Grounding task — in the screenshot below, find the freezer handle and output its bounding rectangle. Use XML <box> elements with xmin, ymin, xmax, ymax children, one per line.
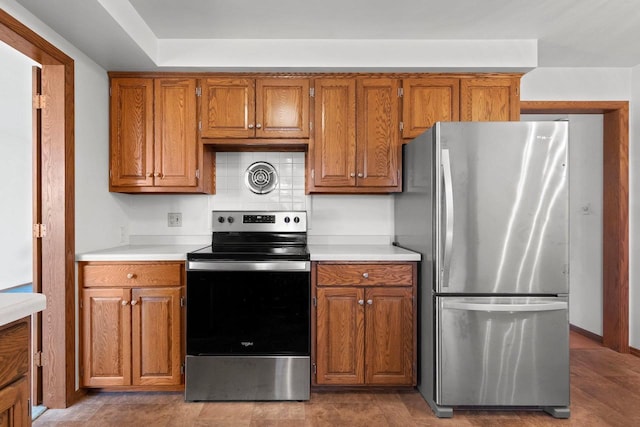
<box><xmin>441</xmin><ymin>149</ymin><xmax>454</xmax><ymax>288</ymax></box>
<box><xmin>442</xmin><ymin>300</ymin><xmax>568</xmax><ymax>312</ymax></box>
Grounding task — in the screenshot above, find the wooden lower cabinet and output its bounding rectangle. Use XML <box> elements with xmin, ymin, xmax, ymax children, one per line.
<box><xmin>79</xmin><ymin>262</ymin><xmax>184</xmax><ymax>390</ymax></box>
<box><xmin>0</xmin><ymin>318</ymin><xmax>31</xmax><ymax>427</ymax></box>
<box><xmin>314</xmin><ymin>262</ymin><xmax>416</xmax><ymax>386</ymax></box>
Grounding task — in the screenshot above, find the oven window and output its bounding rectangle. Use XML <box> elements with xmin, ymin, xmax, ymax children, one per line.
<box><xmin>187</xmin><ymin>270</ymin><xmax>310</xmax><ymax>356</ymax></box>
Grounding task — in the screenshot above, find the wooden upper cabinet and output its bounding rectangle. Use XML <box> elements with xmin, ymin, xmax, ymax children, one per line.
<box><xmin>460</xmin><ymin>77</ymin><xmax>520</xmax><ymax>121</ymax></box>
<box><xmin>357</xmin><ymin>78</ymin><xmax>400</xmax><ymax>188</ymax></box>
<box><xmin>312</xmin><ymin>78</ymin><xmax>357</xmax><ymax>187</ymax></box>
<box><xmin>402</xmin><ymin>78</ymin><xmax>460</xmax><ymax>138</ymax></box>
<box><xmin>110</xmin><ymin>78</ymin><xmax>154</xmax><ymax>187</ymax></box>
<box><xmin>311</xmin><ymin>78</ymin><xmax>400</xmax><ymax>192</ymax></box>
<box><xmin>109</xmin><ymin>76</ymin><xmax>210</xmax><ymax>193</ymax></box>
<box><xmin>154</xmin><ymin>78</ymin><xmax>198</xmax><ymax>187</ymax></box>
<box><xmin>200</xmin><ymin>77</ymin><xmax>310</xmax><ymax>138</ymax></box>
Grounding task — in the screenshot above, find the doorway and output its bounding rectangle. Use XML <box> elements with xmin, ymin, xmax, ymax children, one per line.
<box><xmin>521</xmin><ymin>101</ymin><xmax>629</xmax><ymax>353</ymax></box>
<box><xmin>0</xmin><ymin>9</ymin><xmax>77</xmax><ymax>408</ymax></box>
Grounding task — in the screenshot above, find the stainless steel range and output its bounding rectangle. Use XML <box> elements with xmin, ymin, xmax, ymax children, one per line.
<box><xmin>185</xmin><ymin>211</ymin><xmax>310</xmax><ymax>401</ymax></box>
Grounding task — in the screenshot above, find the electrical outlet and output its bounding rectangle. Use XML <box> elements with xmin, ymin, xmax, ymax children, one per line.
<box><xmin>168</xmin><ymin>212</ymin><xmax>182</xmax><ymax>227</ymax></box>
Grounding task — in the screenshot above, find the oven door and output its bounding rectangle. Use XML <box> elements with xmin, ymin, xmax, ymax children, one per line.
<box><xmin>186</xmin><ymin>261</ymin><xmax>310</xmax><ymax>356</ymax></box>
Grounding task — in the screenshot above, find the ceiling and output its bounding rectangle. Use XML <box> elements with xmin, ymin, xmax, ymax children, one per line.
<box><xmin>11</xmin><ymin>0</ymin><xmax>640</xmax><ymax>71</ymax></box>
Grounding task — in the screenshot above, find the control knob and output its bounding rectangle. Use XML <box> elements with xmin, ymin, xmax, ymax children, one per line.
<box><xmin>284</xmin><ymin>217</ymin><xmax>291</xmax><ymax>223</ymax></box>
<box><xmin>227</xmin><ymin>216</ymin><xmax>234</xmax><ymax>224</ymax></box>
<box><xmin>217</xmin><ymin>216</ymin><xmax>225</xmax><ymax>223</ymax></box>
<box><xmin>294</xmin><ymin>217</ymin><xmax>300</xmax><ymax>223</ymax></box>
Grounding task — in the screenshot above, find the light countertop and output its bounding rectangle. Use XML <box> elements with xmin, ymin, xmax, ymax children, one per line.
<box><xmin>308</xmin><ymin>244</ymin><xmax>420</xmax><ymax>261</ymax></box>
<box><xmin>0</xmin><ymin>293</ymin><xmax>46</xmax><ymax>327</ymax></box>
<box><xmin>76</xmin><ymin>244</ymin><xmax>208</xmax><ymax>262</ymax></box>
<box><xmin>76</xmin><ymin>243</ymin><xmax>421</xmax><ymax>262</ymax></box>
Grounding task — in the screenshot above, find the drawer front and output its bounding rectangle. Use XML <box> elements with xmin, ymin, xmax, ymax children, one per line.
<box><xmin>0</xmin><ymin>319</ymin><xmax>29</xmax><ymax>389</ymax></box>
<box><xmin>317</xmin><ymin>263</ymin><xmax>414</xmax><ymax>286</ymax></box>
<box><xmin>81</xmin><ymin>263</ymin><xmax>183</xmax><ymax>287</ymax></box>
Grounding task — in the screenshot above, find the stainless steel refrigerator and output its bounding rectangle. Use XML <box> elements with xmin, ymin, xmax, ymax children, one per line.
<box><xmin>394</xmin><ymin>121</ymin><xmax>570</xmax><ymax>418</ymax></box>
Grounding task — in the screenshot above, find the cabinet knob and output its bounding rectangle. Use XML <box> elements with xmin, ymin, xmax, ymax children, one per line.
<box><xmin>256</xmin><ymin>123</ymin><xmax>262</xmax><ymax>129</ymax></box>
<box><xmin>130</xmin><ymin>299</ymin><xmax>138</xmax><ymax>306</ymax></box>
<box><xmin>121</xmin><ymin>300</ymin><xmax>128</xmax><ymax>306</ymax></box>
<box><xmin>358</xmin><ymin>299</ymin><xmax>364</xmax><ymax>306</ymax></box>
<box><xmin>127</xmin><ymin>273</ymin><xmax>135</xmax><ymax>279</ymax></box>
<box><xmin>358</xmin><ymin>173</ymin><xmax>364</xmax><ymax>178</ymax></box>
<box><xmin>350</xmin><ymin>173</ymin><xmax>355</xmax><ymax>177</ymax></box>
<box><xmin>148</xmin><ymin>172</ymin><xmax>154</xmax><ymax>177</ymax></box>
<box><xmin>362</xmin><ymin>272</ymin><xmax>369</xmax><ymax>279</ymax></box>
<box><xmin>248</xmin><ymin>124</ymin><xmax>254</xmax><ymax>129</ymax></box>
<box><xmin>367</xmin><ymin>299</ymin><xmax>373</xmax><ymax>305</ymax></box>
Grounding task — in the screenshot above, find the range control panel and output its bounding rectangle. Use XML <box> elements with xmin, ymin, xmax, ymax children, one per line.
<box><xmin>212</xmin><ymin>211</ymin><xmax>307</xmax><ymax>232</ymax></box>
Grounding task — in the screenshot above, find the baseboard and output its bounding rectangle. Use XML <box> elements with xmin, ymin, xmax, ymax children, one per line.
<box><xmin>569</xmin><ymin>324</ymin><xmax>603</xmax><ymax>343</ymax></box>
<box><xmin>630</xmin><ymin>347</ymin><xmax>640</xmax><ymax>358</ymax></box>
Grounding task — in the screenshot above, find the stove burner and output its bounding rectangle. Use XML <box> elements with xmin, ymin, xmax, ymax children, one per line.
<box><xmin>245</xmin><ymin>161</ymin><xmax>278</xmax><ymax>194</ymax></box>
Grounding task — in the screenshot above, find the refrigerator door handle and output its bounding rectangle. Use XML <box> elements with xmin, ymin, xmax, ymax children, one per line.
<box><xmin>441</xmin><ymin>149</ymin><xmax>454</xmax><ymax>288</ymax></box>
<box><xmin>442</xmin><ymin>300</ymin><xmax>568</xmax><ymax>312</ymax></box>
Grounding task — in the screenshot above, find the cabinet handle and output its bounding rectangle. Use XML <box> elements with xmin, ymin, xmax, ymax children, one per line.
<box><xmin>362</xmin><ymin>272</ymin><xmax>369</xmax><ymax>279</ymax></box>
<box><xmin>358</xmin><ymin>173</ymin><xmax>364</xmax><ymax>178</ymax></box>
<box><xmin>248</xmin><ymin>124</ymin><xmax>254</xmax><ymax>129</ymax></box>
<box><xmin>367</xmin><ymin>299</ymin><xmax>373</xmax><ymax>305</ymax></box>
<box><xmin>126</xmin><ymin>273</ymin><xmax>135</xmax><ymax>279</ymax></box>
<box><xmin>350</xmin><ymin>173</ymin><xmax>355</xmax><ymax>177</ymax></box>
<box><xmin>358</xmin><ymin>299</ymin><xmax>364</xmax><ymax>306</ymax></box>
<box><xmin>256</xmin><ymin>123</ymin><xmax>262</xmax><ymax>129</ymax></box>
<box><xmin>130</xmin><ymin>299</ymin><xmax>138</xmax><ymax>306</ymax></box>
<box><xmin>121</xmin><ymin>300</ymin><xmax>128</xmax><ymax>306</ymax></box>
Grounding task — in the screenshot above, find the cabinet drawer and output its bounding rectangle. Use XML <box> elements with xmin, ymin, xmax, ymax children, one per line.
<box><xmin>0</xmin><ymin>319</ymin><xmax>29</xmax><ymax>388</ymax></box>
<box><xmin>317</xmin><ymin>263</ymin><xmax>414</xmax><ymax>286</ymax></box>
<box><xmin>81</xmin><ymin>263</ymin><xmax>183</xmax><ymax>287</ymax></box>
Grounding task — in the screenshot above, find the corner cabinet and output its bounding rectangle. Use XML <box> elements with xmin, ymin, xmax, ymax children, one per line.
<box><xmin>79</xmin><ymin>261</ymin><xmax>185</xmax><ymax>390</ymax></box>
<box><xmin>199</xmin><ymin>77</ymin><xmax>310</xmax><ymax>140</ymax></box>
<box><xmin>313</xmin><ymin>262</ymin><xmax>417</xmax><ymax>386</ymax></box>
<box><xmin>109</xmin><ymin>77</ymin><xmax>214</xmax><ymax>193</ymax></box>
<box><xmin>309</xmin><ymin>78</ymin><xmax>401</xmax><ymax>193</ymax></box>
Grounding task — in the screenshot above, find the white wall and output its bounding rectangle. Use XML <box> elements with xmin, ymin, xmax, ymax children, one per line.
<box><xmin>0</xmin><ymin>42</ymin><xmax>36</xmax><ymax>290</ymax></box>
<box><xmin>521</xmin><ymin>67</ymin><xmax>636</xmax><ymax>348</ymax></box>
<box><xmin>1</xmin><ymin>0</ymin><xmax>129</xmax><ymax>254</ymax></box>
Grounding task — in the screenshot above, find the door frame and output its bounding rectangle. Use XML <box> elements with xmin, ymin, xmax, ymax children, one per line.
<box><xmin>521</xmin><ymin>101</ymin><xmax>629</xmax><ymax>353</ymax></box>
<box><xmin>0</xmin><ymin>9</ymin><xmax>78</xmax><ymax>407</ymax></box>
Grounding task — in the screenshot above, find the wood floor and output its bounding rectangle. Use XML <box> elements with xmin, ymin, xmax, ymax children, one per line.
<box><xmin>34</xmin><ymin>333</ymin><xmax>640</xmax><ymax>427</ymax></box>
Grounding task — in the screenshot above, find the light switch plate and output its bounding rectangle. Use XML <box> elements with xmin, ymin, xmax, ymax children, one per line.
<box><xmin>168</xmin><ymin>212</ymin><xmax>182</xmax><ymax>227</ymax></box>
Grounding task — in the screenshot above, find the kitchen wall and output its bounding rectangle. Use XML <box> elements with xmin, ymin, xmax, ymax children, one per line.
<box><xmin>0</xmin><ymin>41</ymin><xmax>35</xmax><ymax>291</ymax></box>
<box><xmin>125</xmin><ymin>151</ymin><xmax>394</xmax><ymax>245</ymax></box>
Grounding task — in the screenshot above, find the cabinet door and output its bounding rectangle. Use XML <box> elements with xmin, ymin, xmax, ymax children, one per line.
<box><xmin>356</xmin><ymin>78</ymin><xmax>400</xmax><ymax>188</ymax></box>
<box><xmin>200</xmin><ymin>78</ymin><xmax>255</xmax><ymax>138</ymax></box>
<box><xmin>154</xmin><ymin>78</ymin><xmax>198</xmax><ymax>188</ymax></box>
<box><xmin>402</xmin><ymin>78</ymin><xmax>460</xmax><ymax>138</ymax></box>
<box><xmin>110</xmin><ymin>78</ymin><xmax>154</xmax><ymax>188</ymax></box>
<box><xmin>312</xmin><ymin>79</ymin><xmax>357</xmax><ymax>187</ymax></box>
<box><xmin>460</xmin><ymin>77</ymin><xmax>520</xmax><ymax>121</ymax></box>
<box><xmin>131</xmin><ymin>287</ymin><xmax>182</xmax><ymax>386</ymax></box>
<box><xmin>316</xmin><ymin>287</ymin><xmax>364</xmax><ymax>385</ymax></box>
<box><xmin>256</xmin><ymin>78</ymin><xmax>309</xmax><ymax>138</ymax></box>
<box><xmin>0</xmin><ymin>376</ymin><xmax>29</xmax><ymax>427</ymax></box>
<box><xmin>81</xmin><ymin>288</ymin><xmax>131</xmax><ymax>387</ymax></box>
<box><xmin>365</xmin><ymin>287</ymin><xmax>414</xmax><ymax>385</ymax></box>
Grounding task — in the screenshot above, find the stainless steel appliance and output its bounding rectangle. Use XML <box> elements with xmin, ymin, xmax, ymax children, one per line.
<box><xmin>185</xmin><ymin>211</ymin><xmax>310</xmax><ymax>401</ymax></box>
<box><xmin>394</xmin><ymin>122</ymin><xmax>570</xmax><ymax>418</ymax></box>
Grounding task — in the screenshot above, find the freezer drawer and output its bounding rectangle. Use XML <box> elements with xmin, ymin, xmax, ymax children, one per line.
<box><xmin>436</xmin><ymin>296</ymin><xmax>569</xmax><ymax>407</ymax></box>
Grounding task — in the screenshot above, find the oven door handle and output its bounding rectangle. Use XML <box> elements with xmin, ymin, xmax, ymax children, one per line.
<box><xmin>188</xmin><ymin>261</ymin><xmax>310</xmax><ymax>272</ymax></box>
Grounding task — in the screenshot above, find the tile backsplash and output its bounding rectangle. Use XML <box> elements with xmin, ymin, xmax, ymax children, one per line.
<box><xmin>212</xmin><ymin>152</ymin><xmax>307</xmax><ymax>211</ymax></box>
